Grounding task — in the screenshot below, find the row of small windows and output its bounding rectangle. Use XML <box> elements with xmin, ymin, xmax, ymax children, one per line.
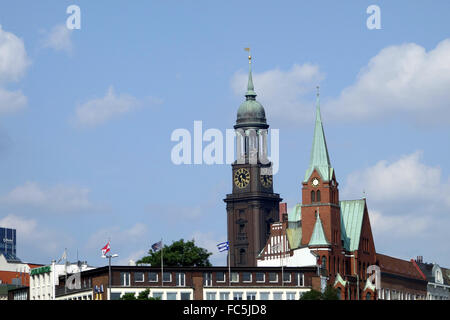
<box><xmin>205</xmin><ymin>291</ymin><xmax>301</xmax><ymax>300</ymax></box>
<box><xmin>119</xmin><ymin>272</ymin><xmax>186</xmax><ymax>286</ymax></box>
<box><xmin>203</xmin><ymin>271</ymin><xmax>305</xmax><ymax>286</ymax></box>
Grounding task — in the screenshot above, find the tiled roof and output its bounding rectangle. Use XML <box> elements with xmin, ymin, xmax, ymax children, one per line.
<box><xmin>376</xmin><ymin>253</ymin><xmax>424</xmax><ymax>280</ymax></box>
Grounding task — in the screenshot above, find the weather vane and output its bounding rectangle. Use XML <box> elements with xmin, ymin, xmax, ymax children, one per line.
<box><xmin>244</xmin><ymin>47</ymin><xmax>251</xmax><ymax>64</ymax></box>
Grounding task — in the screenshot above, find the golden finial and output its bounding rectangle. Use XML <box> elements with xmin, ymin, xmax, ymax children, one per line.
<box><xmin>244</xmin><ymin>47</ymin><xmax>251</xmax><ymax>64</ymax></box>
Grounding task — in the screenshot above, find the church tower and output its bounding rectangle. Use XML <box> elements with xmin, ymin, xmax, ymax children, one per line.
<box><xmin>224</xmin><ymin>53</ymin><xmax>282</xmax><ymax>267</ymax></box>
<box><xmin>301</xmin><ymin>89</ymin><xmax>343</xmax><ymax>278</ymax></box>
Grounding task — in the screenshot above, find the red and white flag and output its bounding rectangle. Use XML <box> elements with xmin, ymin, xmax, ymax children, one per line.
<box><xmin>101</xmin><ymin>241</ymin><xmax>110</xmax><ymax>257</ymax></box>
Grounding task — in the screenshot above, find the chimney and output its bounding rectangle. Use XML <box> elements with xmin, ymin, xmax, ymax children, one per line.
<box><xmin>279</xmin><ymin>203</ymin><xmax>288</xmax><ymax>222</ymax></box>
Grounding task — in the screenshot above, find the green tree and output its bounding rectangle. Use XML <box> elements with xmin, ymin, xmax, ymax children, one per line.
<box><xmin>322</xmin><ymin>286</ymin><xmax>339</xmax><ymax>300</ymax></box>
<box><xmin>137</xmin><ymin>289</ymin><xmax>150</xmax><ymax>300</ymax></box>
<box><xmin>299</xmin><ymin>286</ymin><xmax>340</xmax><ymax>300</ymax></box>
<box><xmin>137</xmin><ymin>239</ymin><xmax>212</xmax><ymax>267</ymax></box>
<box><xmin>120</xmin><ymin>293</ymin><xmax>137</xmax><ymax>300</ymax></box>
<box><xmin>299</xmin><ymin>289</ymin><xmax>323</xmax><ymax>300</ymax></box>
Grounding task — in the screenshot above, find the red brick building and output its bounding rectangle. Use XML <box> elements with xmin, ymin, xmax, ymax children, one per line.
<box><xmin>257</xmin><ymin>91</ymin><xmax>427</xmax><ymax>300</ymax></box>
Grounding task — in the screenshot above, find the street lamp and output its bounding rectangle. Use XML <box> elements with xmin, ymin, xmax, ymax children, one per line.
<box><xmin>102</xmin><ymin>253</ymin><xmax>118</xmax><ymax>300</ymax></box>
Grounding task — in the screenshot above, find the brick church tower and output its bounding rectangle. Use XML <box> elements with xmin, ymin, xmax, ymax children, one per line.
<box><xmin>224</xmin><ymin>54</ymin><xmax>282</xmax><ymax>267</ymax></box>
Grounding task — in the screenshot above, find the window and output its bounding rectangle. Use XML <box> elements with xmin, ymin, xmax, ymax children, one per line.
<box><xmin>256</xmin><ymin>272</ymin><xmax>265</xmax><ymax>283</ymax></box>
<box><xmin>321</xmin><ymin>256</ymin><xmax>326</xmax><ymax>270</ymax></box>
<box><xmin>269</xmin><ymin>272</ymin><xmax>278</xmax><ymax>283</ymax></box>
<box><xmin>148</xmin><ymin>272</ymin><xmax>158</xmax><ymax>282</ymax></box>
<box><xmin>286</xmin><ymin>292</ymin><xmax>296</xmax><ymax>300</ymax></box>
<box><xmin>120</xmin><ymin>272</ymin><xmax>130</xmax><ymax>287</ymax></box>
<box><xmin>239</xmin><ymin>249</ymin><xmax>246</xmax><ymax>265</ymax></box>
<box><xmin>206</xmin><ymin>292</ymin><xmax>216</xmax><ymax>300</ymax></box>
<box><xmin>311</xmin><ymin>191</ymin><xmax>315</xmax><ymax>202</ymax></box>
<box><xmin>366</xmin><ymin>292</ymin><xmax>371</xmax><ymax>300</ymax></box>
<box><xmin>110</xmin><ymin>293</ymin><xmax>121</xmax><ymax>300</ymax></box>
<box><xmin>283</xmin><ymin>272</ymin><xmax>291</xmax><ymax>283</ymax></box>
<box><xmin>204</xmin><ymin>272</ymin><xmax>212</xmax><ymax>286</ymax></box>
<box><xmin>176</xmin><ymin>272</ymin><xmax>185</xmax><ymax>287</ymax></box>
<box><xmin>231</xmin><ymin>272</ymin><xmax>239</xmax><ymax>283</ymax></box>
<box><xmin>259</xmin><ymin>292</ymin><xmax>270</xmax><ymax>300</ymax></box>
<box><xmin>152</xmin><ymin>292</ymin><xmax>163</xmax><ymax>300</ymax></box>
<box><xmin>219</xmin><ymin>292</ymin><xmax>230</xmax><ymax>300</ymax></box>
<box><xmin>216</xmin><ymin>272</ymin><xmax>225</xmax><ymax>283</ymax></box>
<box><xmin>246</xmin><ymin>292</ymin><xmax>257</xmax><ymax>300</ymax></box>
<box><xmin>316</xmin><ymin>190</ymin><xmax>321</xmax><ymax>202</ymax></box>
<box><xmin>242</xmin><ymin>272</ymin><xmax>252</xmax><ymax>283</ymax></box>
<box><xmin>273</xmin><ymin>292</ymin><xmax>283</xmax><ymax>300</ymax></box>
<box><xmin>163</xmin><ymin>272</ymin><xmax>172</xmax><ymax>282</ymax></box>
<box><xmin>134</xmin><ymin>272</ymin><xmax>144</xmax><ymax>283</ymax></box>
<box><xmin>337</xmin><ymin>287</ymin><xmax>342</xmax><ymax>300</ymax></box>
<box><xmin>295</xmin><ymin>273</ymin><xmax>304</xmax><ymax>286</ymax></box>
<box><xmin>167</xmin><ymin>292</ymin><xmax>177</xmax><ymax>300</ymax></box>
<box><xmin>180</xmin><ymin>292</ymin><xmax>191</xmax><ymax>300</ymax></box>
<box><xmin>233</xmin><ymin>292</ymin><xmax>243</xmax><ymax>300</ymax></box>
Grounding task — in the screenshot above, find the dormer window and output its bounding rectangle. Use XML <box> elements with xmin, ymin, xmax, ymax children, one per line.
<box><xmin>436</xmin><ymin>269</ymin><xmax>443</xmax><ymax>284</ymax></box>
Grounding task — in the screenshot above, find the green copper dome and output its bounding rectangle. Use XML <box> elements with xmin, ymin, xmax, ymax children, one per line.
<box><xmin>235</xmin><ymin>57</ymin><xmax>268</xmax><ymax>129</ymax></box>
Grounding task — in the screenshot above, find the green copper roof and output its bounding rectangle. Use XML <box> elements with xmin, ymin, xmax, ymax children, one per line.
<box><xmin>308</xmin><ymin>212</ymin><xmax>330</xmax><ymax>246</ymax></box>
<box><xmin>235</xmin><ymin>58</ymin><xmax>267</xmax><ymax>128</ymax></box>
<box><xmin>288</xmin><ymin>204</ymin><xmax>302</xmax><ymax>222</ymax></box>
<box><xmin>334</xmin><ymin>273</ymin><xmax>347</xmax><ymax>287</ymax></box>
<box><xmin>303</xmin><ymin>93</ymin><xmax>333</xmax><ymax>182</ymax></box>
<box><xmin>286</xmin><ymin>227</ymin><xmax>302</xmax><ymax>250</ymax></box>
<box><xmin>340</xmin><ymin>199</ymin><xmax>365</xmax><ymax>252</ymax></box>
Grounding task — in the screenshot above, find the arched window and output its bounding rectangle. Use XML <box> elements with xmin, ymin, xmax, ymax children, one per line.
<box><xmin>239</xmin><ymin>249</ymin><xmax>246</xmax><ymax>265</ymax></box>
<box><xmin>337</xmin><ymin>287</ymin><xmax>342</xmax><ymax>300</ymax></box>
<box><xmin>322</xmin><ymin>256</ymin><xmax>326</xmax><ymax>270</ymax></box>
<box><xmin>316</xmin><ymin>190</ymin><xmax>321</xmax><ymax>202</ymax></box>
<box><xmin>311</xmin><ymin>191</ymin><xmax>315</xmax><ymax>202</ymax></box>
<box><xmin>337</xmin><ymin>257</ymin><xmax>340</xmax><ymax>274</ymax></box>
<box><xmin>366</xmin><ymin>292</ymin><xmax>372</xmax><ymax>300</ymax></box>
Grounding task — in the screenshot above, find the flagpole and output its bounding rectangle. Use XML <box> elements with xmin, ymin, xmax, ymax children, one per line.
<box><xmin>228</xmin><ymin>248</ymin><xmax>231</xmax><ymax>287</ymax></box>
<box><xmin>161</xmin><ymin>238</ymin><xmax>164</xmax><ymax>288</ymax></box>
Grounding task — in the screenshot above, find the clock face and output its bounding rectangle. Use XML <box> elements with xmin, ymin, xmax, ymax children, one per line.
<box><xmin>260</xmin><ymin>174</ymin><xmax>273</xmax><ymax>188</ymax></box>
<box><xmin>234</xmin><ymin>168</ymin><xmax>250</xmax><ymax>188</ymax></box>
<box><xmin>312</xmin><ymin>178</ymin><xmax>319</xmax><ymax>187</ymax></box>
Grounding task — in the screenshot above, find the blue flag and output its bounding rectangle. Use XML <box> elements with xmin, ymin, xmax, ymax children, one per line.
<box><xmin>151</xmin><ymin>241</ymin><xmax>162</xmax><ymax>252</ymax></box>
<box><xmin>217</xmin><ymin>241</ymin><xmax>229</xmax><ymax>252</ymax></box>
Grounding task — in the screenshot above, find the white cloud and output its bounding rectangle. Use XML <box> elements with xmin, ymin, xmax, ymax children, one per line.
<box><xmin>42</xmin><ymin>24</ymin><xmax>73</xmax><ymax>53</ymax></box>
<box><xmin>342</xmin><ymin>151</ymin><xmax>450</xmax><ymax>264</ymax></box>
<box><xmin>325</xmin><ymin>39</ymin><xmax>450</xmax><ymax>124</ymax></box>
<box><xmin>74</xmin><ymin>86</ymin><xmax>142</xmax><ymax>127</ymax></box>
<box><xmin>0</xmin><ymin>214</ymin><xmax>73</xmax><ymax>256</ymax></box>
<box><xmin>0</xmin><ymin>25</ymin><xmax>30</xmax><ymax>114</ymax></box>
<box><xmin>369</xmin><ymin>210</ymin><xmax>431</xmax><ymax>238</ymax></box>
<box><xmin>0</xmin><ymin>25</ymin><xmax>30</xmax><ymax>83</ymax></box>
<box><xmin>342</xmin><ymin>151</ymin><xmax>450</xmax><ymax>207</ymax></box>
<box><xmin>85</xmin><ymin>223</ymin><xmax>148</xmax><ymax>251</ymax></box>
<box><xmin>231</xmin><ymin>63</ymin><xmax>324</xmax><ymax>125</ymax></box>
<box><xmin>1</xmin><ymin>181</ymin><xmax>94</xmax><ymax>213</ymax></box>
<box><xmin>0</xmin><ymin>87</ymin><xmax>27</xmax><ymax>114</ymax></box>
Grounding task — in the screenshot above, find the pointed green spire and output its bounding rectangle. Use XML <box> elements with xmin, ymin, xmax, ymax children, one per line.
<box><xmin>308</xmin><ymin>210</ymin><xmax>330</xmax><ymax>246</ymax></box>
<box><xmin>245</xmin><ymin>54</ymin><xmax>257</xmax><ymax>100</ymax></box>
<box><xmin>303</xmin><ymin>87</ymin><xmax>333</xmax><ymax>182</ymax></box>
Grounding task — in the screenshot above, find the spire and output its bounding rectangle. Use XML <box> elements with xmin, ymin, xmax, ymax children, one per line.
<box><xmin>304</xmin><ymin>86</ymin><xmax>333</xmax><ymax>182</ymax></box>
<box><xmin>308</xmin><ymin>209</ymin><xmax>330</xmax><ymax>246</ymax></box>
<box><xmin>245</xmin><ymin>49</ymin><xmax>257</xmax><ymax>100</ymax></box>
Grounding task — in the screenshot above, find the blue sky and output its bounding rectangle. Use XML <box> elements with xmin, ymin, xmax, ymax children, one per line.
<box><xmin>0</xmin><ymin>0</ymin><xmax>450</xmax><ymax>267</ymax></box>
